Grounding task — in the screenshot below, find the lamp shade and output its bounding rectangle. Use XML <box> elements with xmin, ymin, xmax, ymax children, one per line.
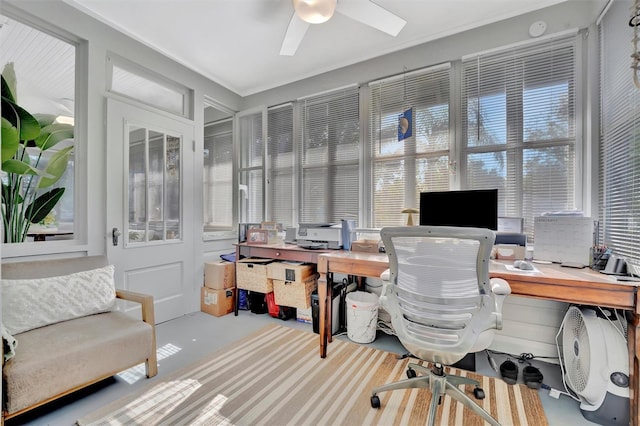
<box><xmin>293</xmin><ymin>0</ymin><xmax>337</xmax><ymax>24</ymax></box>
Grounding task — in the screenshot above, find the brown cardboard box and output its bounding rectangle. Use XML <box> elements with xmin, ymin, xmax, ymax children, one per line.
<box><xmin>236</xmin><ymin>258</ymin><xmax>273</xmax><ymax>292</ymax></box>
<box><xmin>267</xmin><ymin>261</ymin><xmax>316</xmax><ymax>283</ymax></box>
<box><xmin>201</xmin><ymin>287</ymin><xmax>235</xmax><ymax>317</ymax></box>
<box><xmin>351</xmin><ymin>240</ymin><xmax>380</xmax><ymax>253</ymax></box>
<box><xmin>204</xmin><ymin>260</ymin><xmax>236</xmax><ymax>289</ymax></box>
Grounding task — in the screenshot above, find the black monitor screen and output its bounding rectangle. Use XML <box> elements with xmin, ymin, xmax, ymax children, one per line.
<box><xmin>419</xmin><ymin>189</ymin><xmax>498</xmax><ymax>230</ymax></box>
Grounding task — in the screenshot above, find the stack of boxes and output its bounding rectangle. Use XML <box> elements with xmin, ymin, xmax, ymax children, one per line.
<box><xmin>268</xmin><ymin>261</ymin><xmax>317</xmax><ymax>323</ymax></box>
<box><xmin>235</xmin><ymin>258</ymin><xmax>317</xmax><ymax>323</ymax></box>
<box><xmin>201</xmin><ymin>260</ymin><xmax>236</xmax><ymax>317</ymax></box>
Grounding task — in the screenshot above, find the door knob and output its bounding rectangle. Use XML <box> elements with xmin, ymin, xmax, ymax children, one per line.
<box><xmin>112</xmin><ymin>227</ymin><xmax>121</xmax><ymax>246</ymax></box>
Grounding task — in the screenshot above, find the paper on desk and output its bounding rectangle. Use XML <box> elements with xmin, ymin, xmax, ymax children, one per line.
<box><xmin>504</xmin><ymin>264</ymin><xmax>540</xmax><ymax>273</ymax></box>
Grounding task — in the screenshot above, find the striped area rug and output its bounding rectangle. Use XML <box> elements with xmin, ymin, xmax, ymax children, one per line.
<box><xmin>77</xmin><ymin>324</ymin><xmax>547</xmax><ymax>426</ymax></box>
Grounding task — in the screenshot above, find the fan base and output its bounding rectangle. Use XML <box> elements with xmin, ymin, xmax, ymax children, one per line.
<box><xmin>580</xmin><ymin>391</ymin><xmax>629</xmax><ymax>426</ymax></box>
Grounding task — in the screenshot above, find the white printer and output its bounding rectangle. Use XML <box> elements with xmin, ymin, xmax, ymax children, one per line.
<box><xmin>295</xmin><ymin>223</ymin><xmax>342</xmax><ymax>249</ymax></box>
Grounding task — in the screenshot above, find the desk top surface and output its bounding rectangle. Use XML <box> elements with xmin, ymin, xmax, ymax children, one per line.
<box><xmin>317</xmin><ymin>250</ymin><xmax>636</xmax><ymax>288</ymax></box>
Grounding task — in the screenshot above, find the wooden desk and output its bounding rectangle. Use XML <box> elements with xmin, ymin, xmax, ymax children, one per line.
<box><xmin>233</xmin><ymin>242</ymin><xmax>331</xmax><ymax>315</ymax></box>
<box><xmin>317</xmin><ymin>252</ymin><xmax>640</xmax><ymax>426</ymax></box>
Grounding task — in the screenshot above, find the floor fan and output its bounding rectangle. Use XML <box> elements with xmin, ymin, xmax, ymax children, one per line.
<box><xmin>558</xmin><ymin>306</ymin><xmax>630</xmax><ymax>426</ymax></box>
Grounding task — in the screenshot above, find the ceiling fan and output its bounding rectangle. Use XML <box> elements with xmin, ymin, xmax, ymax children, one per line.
<box><xmin>280</xmin><ymin>0</ymin><xmax>407</xmax><ymax>56</ymax></box>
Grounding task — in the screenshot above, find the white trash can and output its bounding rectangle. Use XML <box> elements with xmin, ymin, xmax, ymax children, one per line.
<box><xmin>346</xmin><ymin>291</ymin><xmax>379</xmax><ymax>343</ymax></box>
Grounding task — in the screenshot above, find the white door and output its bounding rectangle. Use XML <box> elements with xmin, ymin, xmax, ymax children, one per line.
<box><xmin>107</xmin><ymin>98</ymin><xmax>196</xmax><ymax>324</ymax></box>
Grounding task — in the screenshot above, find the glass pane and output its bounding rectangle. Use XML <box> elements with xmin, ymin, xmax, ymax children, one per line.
<box><xmin>203</xmin><ymin>118</ymin><xmax>233</xmax><ymax>231</ymax></box>
<box><xmin>166</xmin><ymin>135</ymin><xmax>181</xmax><ymax>240</ymax></box>
<box><xmin>241</xmin><ymin>169</ymin><xmax>263</xmax><ymax>223</ymax></box>
<box><xmin>240</xmin><ymin>114</ymin><xmax>263</xmax><ymax>168</ymax></box>
<box><xmin>416</xmin><ymin>104</ymin><xmax>449</xmax><ymax>153</ymax></box>
<box><xmin>127</xmin><ymin>126</ymin><xmax>182</xmax><ymax>244</ymax></box>
<box><xmin>148</xmin><ymin>130</ymin><xmax>165</xmax><ymax>241</ymax></box>
<box><xmin>467</xmin><ymin>93</ymin><xmax>507</xmax><ymax>147</ymax></box>
<box><xmin>111</xmin><ymin>64</ymin><xmax>185</xmax><ymax>116</ymax></box>
<box><xmin>373</xmin><ymin>159</ymin><xmax>405</xmax><ymax>226</ymax></box>
<box><xmin>0</xmin><ymin>13</ymin><xmax>76</xmax><ymax>243</ymax></box>
<box><xmin>523</xmin><ymin>82</ymin><xmax>570</xmax><ymax>142</ymax></box>
<box><xmin>128</xmin><ymin>126</ymin><xmax>147</xmax><ymax>243</ymax></box>
<box><xmin>301</xmin><ymin>167</ymin><xmax>328</xmax><ymax>223</ymax></box>
<box><xmin>415</xmin><ymin>156</ymin><xmax>450</xmax><ymax>207</ymax></box>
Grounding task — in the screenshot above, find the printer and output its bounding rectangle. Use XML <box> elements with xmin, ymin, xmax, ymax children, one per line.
<box><xmin>295</xmin><ymin>223</ymin><xmax>342</xmax><ymax>249</ymax></box>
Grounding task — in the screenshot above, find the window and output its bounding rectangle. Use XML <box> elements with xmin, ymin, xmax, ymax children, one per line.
<box><xmin>238</xmin><ymin>109</ymin><xmax>265</xmax><ymax>223</ymax></box>
<box><xmin>369</xmin><ymin>65</ymin><xmax>451</xmax><ymax>227</ymax></box>
<box><xmin>599</xmin><ymin>1</ymin><xmax>640</xmax><ymax>265</ymax></box>
<box><xmin>108</xmin><ymin>55</ymin><xmax>192</xmax><ymax>119</ymax></box>
<box><xmin>128</xmin><ymin>126</ymin><xmax>181</xmax><ymax>243</ymax></box>
<box><xmin>462</xmin><ymin>35</ymin><xmax>578</xmax><ymax>239</ymax></box>
<box><xmin>0</xmin><ymin>12</ymin><xmax>77</xmax><ymax>243</ymax></box>
<box><xmin>297</xmin><ymin>86</ymin><xmax>360</xmax><ymax>224</ymax></box>
<box><xmin>268</xmin><ymin>104</ymin><xmax>295</xmax><ymax>227</ymax></box>
<box><xmin>203</xmin><ymin>113</ymin><xmax>233</xmax><ymax>232</ymax></box>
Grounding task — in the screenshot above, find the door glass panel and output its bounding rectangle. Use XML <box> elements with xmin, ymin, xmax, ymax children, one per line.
<box><xmin>127</xmin><ymin>125</ymin><xmax>182</xmax><ymax>244</ymax></box>
<box><xmin>166</xmin><ymin>135</ymin><xmax>181</xmax><ymax>240</ymax></box>
<box><xmin>148</xmin><ymin>130</ymin><xmax>165</xmax><ymax>240</ymax></box>
<box><xmin>128</xmin><ymin>126</ymin><xmax>148</xmax><ymax>243</ymax></box>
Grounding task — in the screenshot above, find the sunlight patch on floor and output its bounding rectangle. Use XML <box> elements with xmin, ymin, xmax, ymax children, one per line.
<box><xmin>117</xmin><ymin>343</ymin><xmax>182</xmax><ymax>384</ymax></box>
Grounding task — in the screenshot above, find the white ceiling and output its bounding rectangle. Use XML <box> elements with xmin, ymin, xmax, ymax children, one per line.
<box><xmin>64</xmin><ymin>0</ymin><xmax>579</xmax><ymax>97</ymax></box>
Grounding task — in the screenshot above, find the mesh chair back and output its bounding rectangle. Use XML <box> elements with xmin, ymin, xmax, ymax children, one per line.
<box><xmin>381</xmin><ymin>226</ymin><xmax>497</xmax><ymax>365</ymax></box>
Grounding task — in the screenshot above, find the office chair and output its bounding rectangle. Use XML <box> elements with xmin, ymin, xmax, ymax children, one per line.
<box><xmin>370</xmin><ymin>226</ymin><xmax>511</xmax><ymax>426</ymax></box>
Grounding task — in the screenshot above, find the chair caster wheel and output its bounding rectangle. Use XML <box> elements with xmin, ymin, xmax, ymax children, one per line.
<box><xmin>407</xmin><ymin>368</ymin><xmax>416</xmax><ymax>378</ymax></box>
<box><xmin>473</xmin><ymin>387</ymin><xmax>485</xmax><ymax>399</ymax></box>
<box><xmin>371</xmin><ymin>395</ymin><xmax>381</xmax><ymax>408</ymax></box>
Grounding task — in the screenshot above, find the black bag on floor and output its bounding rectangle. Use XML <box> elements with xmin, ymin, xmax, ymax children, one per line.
<box><xmin>248</xmin><ymin>291</ymin><xmax>268</xmax><ymax>314</ymax></box>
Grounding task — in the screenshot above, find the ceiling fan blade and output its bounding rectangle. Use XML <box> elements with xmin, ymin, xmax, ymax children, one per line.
<box><xmin>337</xmin><ymin>0</ymin><xmax>406</xmax><ymax>36</ymax></box>
<box><xmin>280</xmin><ymin>13</ymin><xmax>310</xmax><ymax>56</ymax></box>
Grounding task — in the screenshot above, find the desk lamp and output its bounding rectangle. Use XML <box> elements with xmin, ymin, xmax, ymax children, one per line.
<box><xmin>402</xmin><ymin>208</ymin><xmax>419</xmax><ymax>226</ymax></box>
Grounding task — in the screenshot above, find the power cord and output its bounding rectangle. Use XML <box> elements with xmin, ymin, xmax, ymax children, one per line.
<box><xmin>487</xmin><ymin>349</ymin><xmax>559</xmax><ymax>363</ymax></box>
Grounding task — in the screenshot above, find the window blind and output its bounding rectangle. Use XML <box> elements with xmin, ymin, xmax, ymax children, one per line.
<box><xmin>462</xmin><ymin>35</ymin><xmax>578</xmax><ymax>239</ymax></box>
<box><xmin>203</xmin><ymin>119</ymin><xmax>233</xmax><ymax>230</ymax></box>
<box><xmin>599</xmin><ymin>0</ymin><xmax>640</xmax><ymax>264</ymax></box>
<box><xmin>238</xmin><ymin>111</ymin><xmax>264</xmax><ymax>223</ymax></box>
<box><xmin>297</xmin><ymin>86</ymin><xmax>359</xmax><ymax>224</ymax></box>
<box><xmin>369</xmin><ymin>65</ymin><xmax>451</xmax><ymax>227</ymax></box>
<box><xmin>268</xmin><ymin>104</ymin><xmax>294</xmax><ymax>227</ymax></box>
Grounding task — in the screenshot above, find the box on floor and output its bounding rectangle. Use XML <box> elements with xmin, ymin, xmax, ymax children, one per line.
<box><xmin>201</xmin><ymin>287</ymin><xmax>235</xmax><ymax>317</ymax></box>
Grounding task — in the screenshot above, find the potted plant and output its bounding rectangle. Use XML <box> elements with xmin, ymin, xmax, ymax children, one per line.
<box><xmin>1</xmin><ymin>63</ymin><xmax>74</xmax><ymax>243</ymax></box>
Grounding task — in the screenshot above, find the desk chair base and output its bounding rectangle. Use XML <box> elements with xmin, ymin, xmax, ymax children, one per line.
<box><xmin>371</xmin><ymin>362</ymin><xmax>501</xmax><ymax>426</ymax></box>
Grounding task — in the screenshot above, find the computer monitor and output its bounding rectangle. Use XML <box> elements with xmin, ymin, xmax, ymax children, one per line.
<box><xmin>419</xmin><ymin>189</ymin><xmax>498</xmax><ymax>230</ymax></box>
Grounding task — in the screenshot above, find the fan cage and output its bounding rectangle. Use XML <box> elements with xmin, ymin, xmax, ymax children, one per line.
<box><xmin>562</xmin><ymin>306</ymin><xmax>590</xmax><ymax>393</ymax></box>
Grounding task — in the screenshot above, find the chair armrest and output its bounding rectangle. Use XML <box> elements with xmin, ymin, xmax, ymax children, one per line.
<box><xmin>116</xmin><ymin>290</ymin><xmax>155</xmax><ymax>326</ymax></box>
<box><xmin>490</xmin><ymin>277</ymin><xmax>511</xmax><ymax>296</ymax></box>
<box><xmin>380</xmin><ymin>268</ymin><xmax>390</xmax><ymax>281</ymax></box>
